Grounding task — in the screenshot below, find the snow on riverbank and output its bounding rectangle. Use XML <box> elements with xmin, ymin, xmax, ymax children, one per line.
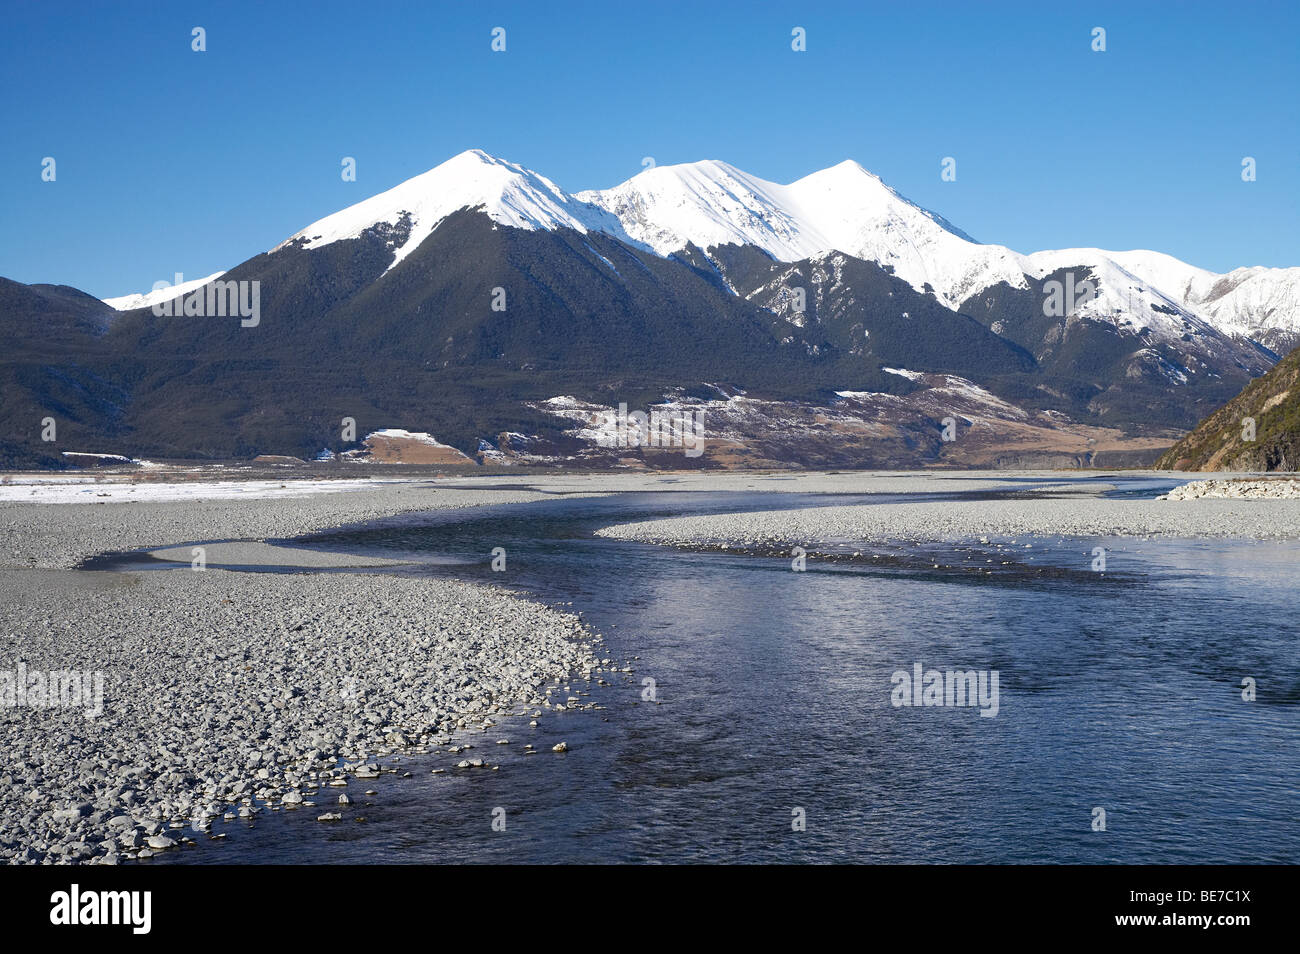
<box><xmin>0</xmin><ymin>477</ymin><xmax>406</xmax><ymax>504</ymax></box>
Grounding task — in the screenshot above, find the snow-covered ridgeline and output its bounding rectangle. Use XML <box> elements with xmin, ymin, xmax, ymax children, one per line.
<box><xmin>102</xmin><ymin>271</ymin><xmax>227</xmax><ymax>311</ymax></box>
<box><xmin>269</xmin><ymin>149</ymin><xmax>640</xmax><ymax>272</ymax></box>
<box><xmin>100</xmin><ymin>149</ymin><xmax>1300</xmax><ymax>344</ymax></box>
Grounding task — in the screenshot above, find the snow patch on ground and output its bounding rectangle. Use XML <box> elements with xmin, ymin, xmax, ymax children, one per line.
<box><xmin>365</xmin><ymin>428</ymin><xmax>456</xmax><ymax>448</ymax></box>
<box><xmin>0</xmin><ymin>478</ymin><xmax>395</xmax><ymax>504</ymax></box>
<box><xmin>881</xmin><ymin>367</ymin><xmax>925</xmax><ymax>382</ymax></box>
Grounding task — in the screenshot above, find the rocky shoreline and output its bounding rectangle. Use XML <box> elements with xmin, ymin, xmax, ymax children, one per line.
<box><xmin>4</xmin><ymin>469</ymin><xmax>1290</xmax><ymax>864</ymax></box>
<box><xmin>0</xmin><ymin>567</ymin><xmax>606</xmax><ymax>865</ymax></box>
<box><xmin>1159</xmin><ymin>477</ymin><xmax>1300</xmax><ymax>500</ymax></box>
<box><xmin>0</xmin><ymin>479</ymin><xmax>618</xmax><ymax>865</ymax></box>
<box><xmin>595</xmin><ymin>487</ymin><xmax>1300</xmax><ymax>549</ymax></box>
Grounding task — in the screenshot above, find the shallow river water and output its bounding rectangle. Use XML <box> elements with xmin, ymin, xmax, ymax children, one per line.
<box><xmin>146</xmin><ymin>478</ymin><xmax>1299</xmax><ymax>863</ymax></box>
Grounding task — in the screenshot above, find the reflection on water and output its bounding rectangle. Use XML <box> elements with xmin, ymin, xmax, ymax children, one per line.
<box><xmin>151</xmin><ymin>484</ymin><xmax>1298</xmax><ymax>864</ymax></box>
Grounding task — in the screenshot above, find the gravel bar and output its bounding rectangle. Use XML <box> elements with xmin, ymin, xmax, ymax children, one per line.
<box><xmin>0</xmin><ymin>481</ymin><xmax>570</xmax><ymax>570</ymax></box>
<box><xmin>0</xmin><ymin>567</ymin><xmax>604</xmax><ymax>865</ymax></box>
<box><xmin>595</xmin><ymin>491</ymin><xmax>1300</xmax><ymax>548</ymax></box>
<box><xmin>0</xmin><ymin>477</ymin><xmax>617</xmax><ymax>865</ymax></box>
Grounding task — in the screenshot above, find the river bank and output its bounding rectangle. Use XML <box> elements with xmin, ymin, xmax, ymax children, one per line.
<box><xmin>0</xmin><ymin>477</ymin><xmax>617</xmax><ymax>865</ymax></box>
<box><xmin>3</xmin><ymin>469</ymin><xmax>1290</xmax><ymax>864</ymax></box>
<box><xmin>594</xmin><ymin>488</ymin><xmax>1300</xmax><ymax>549</ymax></box>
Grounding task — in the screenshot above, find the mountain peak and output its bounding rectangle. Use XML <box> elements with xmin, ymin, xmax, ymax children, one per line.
<box><xmin>254</xmin><ymin>150</ymin><xmax>1300</xmax><ymax>350</ymax></box>
<box><xmin>638</xmin><ymin>158</ymin><xmax>748</xmax><ymax>179</ymax></box>
<box><xmin>820</xmin><ymin>158</ymin><xmax>878</xmax><ymax>178</ymax></box>
<box><xmin>574</xmin><ymin>156</ymin><xmax>986</xmax><ymax>278</ymax></box>
<box><xmin>451</xmin><ymin>147</ymin><xmax>497</xmax><ymax>162</ymax></box>
<box><xmin>440</xmin><ymin>148</ymin><xmax>528</xmax><ymax>174</ymax></box>
<box><xmin>272</xmin><ymin>148</ymin><xmax>624</xmax><ymax>270</ymax></box>
<box><xmin>273</xmin><ymin>149</ymin><xmax>992</xmax><ymax>298</ymax></box>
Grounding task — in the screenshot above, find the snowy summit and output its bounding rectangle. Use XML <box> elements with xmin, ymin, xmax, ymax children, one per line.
<box><xmin>103</xmin><ymin>149</ymin><xmax>1300</xmax><ymax>347</ymax></box>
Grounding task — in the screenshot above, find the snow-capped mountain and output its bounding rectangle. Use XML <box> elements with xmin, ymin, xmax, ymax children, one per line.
<box><xmin>576</xmin><ymin>157</ymin><xmax>1298</xmax><ymax>353</ymax></box>
<box><xmin>1104</xmin><ymin>250</ymin><xmax>1300</xmax><ymax>353</ymax></box>
<box><xmin>149</xmin><ymin>148</ymin><xmax>1288</xmax><ymax>353</ymax></box>
<box><xmin>252</xmin><ymin>150</ymin><xmax>1026</xmax><ymax>312</ymax></box>
<box><xmin>42</xmin><ymin>147</ymin><xmax>1292</xmax><ymax>471</ymax></box>
<box><xmin>578</xmin><ymin>158</ymin><xmax>1027</xmax><ymax>309</ymax></box>
<box><xmin>272</xmin><ymin>149</ymin><xmax>638</xmax><ymax>272</ymax></box>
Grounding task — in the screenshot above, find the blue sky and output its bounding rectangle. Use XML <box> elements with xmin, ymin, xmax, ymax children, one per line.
<box><xmin>2</xmin><ymin>0</ymin><xmax>1296</xmax><ymax>298</ymax></box>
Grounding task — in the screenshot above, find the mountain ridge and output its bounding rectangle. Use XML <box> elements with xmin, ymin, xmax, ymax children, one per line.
<box><xmin>103</xmin><ymin>149</ymin><xmax>1300</xmax><ymax>356</ymax></box>
<box><xmin>3</xmin><ymin>149</ymin><xmax>1290</xmax><ymax>469</ymax></box>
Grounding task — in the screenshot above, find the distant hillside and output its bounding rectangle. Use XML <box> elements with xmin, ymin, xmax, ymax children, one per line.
<box><xmin>0</xmin><ymin>279</ymin><xmax>124</xmax><ymax>469</ymax></box>
<box><xmin>3</xmin><ymin>148</ymin><xmax>1293</xmax><ymax>470</ymax></box>
<box><xmin>1156</xmin><ymin>346</ymin><xmax>1300</xmax><ymax>471</ymax></box>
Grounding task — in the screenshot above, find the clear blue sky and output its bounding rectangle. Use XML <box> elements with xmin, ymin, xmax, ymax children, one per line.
<box><xmin>2</xmin><ymin>0</ymin><xmax>1296</xmax><ymax>298</ymax></box>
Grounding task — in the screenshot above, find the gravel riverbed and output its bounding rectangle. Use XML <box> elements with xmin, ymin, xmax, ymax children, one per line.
<box><xmin>0</xmin><ymin>469</ymin><xmax>1274</xmax><ymax>864</ymax></box>
<box><xmin>0</xmin><ymin>471</ymin><xmax>1061</xmax><ymax>571</ymax></box>
<box><xmin>0</xmin><ymin>568</ymin><xmax>602</xmax><ymax>865</ymax></box>
<box><xmin>0</xmin><ymin>478</ymin><xmax>615</xmax><ymax>865</ymax></box>
<box><xmin>0</xmin><ymin>482</ymin><xmax>569</xmax><ymax>570</ymax></box>
<box><xmin>595</xmin><ymin>491</ymin><xmax>1300</xmax><ymax>547</ymax></box>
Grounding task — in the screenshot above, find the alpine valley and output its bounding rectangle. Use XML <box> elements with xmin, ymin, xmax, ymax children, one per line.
<box><xmin>5</xmin><ymin>149</ymin><xmax>1298</xmax><ymax>470</ymax></box>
